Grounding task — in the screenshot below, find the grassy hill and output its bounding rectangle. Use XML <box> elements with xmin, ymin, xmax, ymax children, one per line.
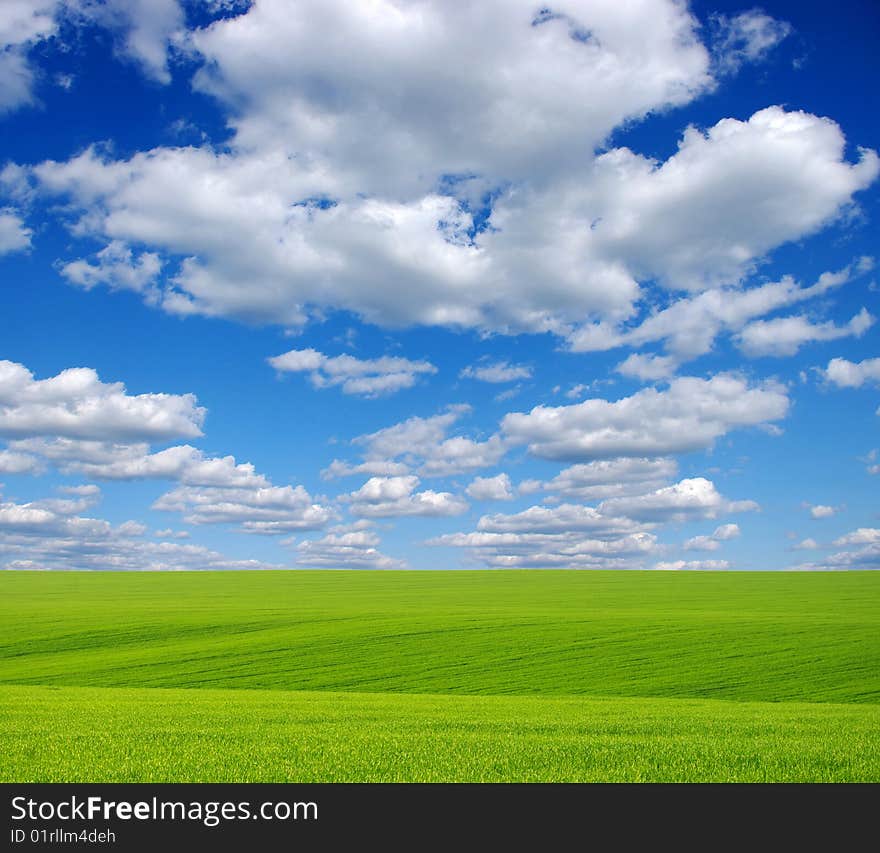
<box><xmin>1</xmin><ymin>570</ymin><xmax>878</xmax><ymax>781</ymax></box>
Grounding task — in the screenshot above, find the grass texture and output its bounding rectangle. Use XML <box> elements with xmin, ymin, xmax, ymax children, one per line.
<box><xmin>1</xmin><ymin>570</ymin><xmax>878</xmax><ymax>781</ymax></box>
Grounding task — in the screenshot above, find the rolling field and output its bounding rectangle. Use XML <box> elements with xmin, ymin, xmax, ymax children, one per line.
<box><xmin>1</xmin><ymin>570</ymin><xmax>878</xmax><ymax>782</ymax></box>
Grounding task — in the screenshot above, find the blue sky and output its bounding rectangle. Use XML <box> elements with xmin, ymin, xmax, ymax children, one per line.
<box><xmin>0</xmin><ymin>0</ymin><xmax>877</xmax><ymax>571</ymax></box>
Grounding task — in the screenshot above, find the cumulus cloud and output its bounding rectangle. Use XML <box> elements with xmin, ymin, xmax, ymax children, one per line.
<box><xmin>0</xmin><ymin>448</ymin><xmax>43</xmax><ymax>474</ymax></box>
<box><xmin>320</xmin><ymin>459</ymin><xmax>411</xmax><ymax>481</ymax></box>
<box><xmin>465</xmin><ymin>473</ymin><xmax>514</xmax><ymax>502</ymax></box>
<box><xmin>268</xmin><ymin>348</ymin><xmax>436</xmax><ymax>397</ymax></box>
<box><xmin>433</xmin><ymin>531</ymin><xmax>659</xmax><ymax>570</ymax></box>
<box><xmin>23</xmin><ymin>0</ymin><xmax>876</xmax><ymax>344</ymax></box>
<box><xmin>426</xmin><ymin>475</ymin><xmax>751</xmax><ymax>569</ymax></box>
<box><xmin>0</xmin><ymin>360</ymin><xmax>205</xmax><ymax>442</ymax></box>
<box><xmin>832</xmin><ymin>528</ymin><xmax>880</xmax><ymax>547</ymax></box>
<box><xmin>152</xmin><ymin>483</ymin><xmax>333</xmax><ymax>534</ymax></box>
<box><xmin>347</xmin><ymin>406</ymin><xmax>506</xmax><ymax>478</ymax></box>
<box><xmin>0</xmin><ymin>210</ymin><xmax>32</xmax><ymax>253</ymax></box>
<box><xmin>293</xmin><ymin>522</ymin><xmax>406</xmax><ymax>570</ymax></box>
<box><xmin>429</xmin><ymin>499</ymin><xmax>655</xmax><ymax>569</ymax></box>
<box><xmin>654</xmin><ymin>559</ymin><xmax>730</xmax><ymax>570</ymax></box>
<box><xmin>59</xmin><ymin>240</ymin><xmax>162</xmax><ymax>295</ymax></box>
<box><xmin>615</xmin><ymin>353</ymin><xmax>679</xmax><ymax>381</ymax></box>
<box><xmin>684</xmin><ymin>522</ymin><xmax>741</xmax><ymax>551</ymax></box>
<box><xmin>68</xmin><ymin>0</ymin><xmax>185</xmax><ymax>84</ymax></box>
<box><xmin>153</xmin><ymin>528</ymin><xmax>189</xmax><ymax>539</ymax></box>
<box><xmin>544</xmin><ymin>108</ymin><xmax>878</xmax><ymax>304</ymax></box>
<box><xmin>345</xmin><ymin>475</ymin><xmax>467</xmax><ymax>519</ymax></box>
<box><xmin>540</xmin><ymin>457</ymin><xmax>678</xmax><ymax>501</ymax></box>
<box><xmin>502</xmin><ymin>374</ymin><xmax>788</xmax><ymax>461</ymax></box>
<box><xmin>0</xmin><ymin>374</ymin><xmax>333</xmax><ymax>537</ymax></box>
<box><xmin>0</xmin><ymin>1</ymin><xmax>186</xmax><ymax>115</ymax></box>
<box><xmin>0</xmin><ymin>490</ymin><xmax>281</xmax><ymax>570</ymax></box>
<box><xmin>736</xmin><ymin>308</ymin><xmax>874</xmax><ymax>357</ymax></box>
<box><xmin>599</xmin><ymin>479</ymin><xmax>758</xmax><ymax>523</ymax></box>
<box><xmin>56</xmin><ymin>483</ymin><xmax>99</xmax><ymax>496</ymax></box>
<box><xmin>48</xmin><ymin>443</ymin><xmax>269</xmax><ymax>487</ymax></box>
<box><xmin>792</xmin><ymin>535</ymin><xmax>880</xmax><ymax>571</ymax></box>
<box><xmin>459</xmin><ymin>362</ymin><xmax>532</xmax><ymax>383</ymax></box>
<box><xmin>189</xmin><ymin>0</ymin><xmax>712</xmax><ymax>192</ymax></box>
<box><xmin>713</xmin><ymin>523</ymin><xmax>741</xmax><ymax>540</ymax></box>
<box><xmin>821</xmin><ymin>357</ymin><xmax>880</xmax><ymax>388</ymax></box>
<box><xmin>807</xmin><ymin>504</ymin><xmax>838</xmax><ymax>520</ymax></box>
<box><xmin>0</xmin><ymin>0</ymin><xmax>59</xmax><ymax>113</ymax></box>
<box><xmin>475</xmin><ymin>503</ymin><xmax>642</xmax><ymax>537</ymax></box>
<box><xmin>570</xmin><ymin>259</ymin><xmax>872</xmax><ymax>361</ymax></box>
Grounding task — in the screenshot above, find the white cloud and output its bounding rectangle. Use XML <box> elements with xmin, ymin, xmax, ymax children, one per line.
<box><xmin>9</xmin><ymin>437</ymin><xmax>151</xmax><ymax>468</ymax></box>
<box><xmin>542</xmin><ymin>108</ymin><xmax>879</xmax><ymax>303</ymax></box>
<box><xmin>808</xmin><ymin>504</ymin><xmax>838</xmax><ymax>520</ymax></box>
<box><xmin>475</xmin><ymin>503</ymin><xmax>642</xmax><ymax>537</ymax></box>
<box><xmin>432</xmin><ymin>530</ymin><xmax>658</xmax><ymax>570</ymax></box>
<box><xmin>8</xmin><ymin>435</ymin><xmax>335</xmax><ymax>536</ymax></box>
<box><xmin>465</xmin><ymin>473</ymin><xmax>514</xmax><ymax>502</ymax></box>
<box><xmin>615</xmin><ymin>353</ymin><xmax>678</xmax><ymax>381</ymax></box>
<box><xmin>710</xmin><ymin>10</ymin><xmax>792</xmax><ymax>75</ymax></box>
<box><xmin>570</xmin><ymin>260</ymin><xmax>870</xmax><ymax>360</ymax></box>
<box><xmin>345</xmin><ymin>475</ymin><xmax>468</xmax><ymax>519</ymax></box>
<box><xmin>429</xmin><ymin>497</ymin><xmax>656</xmax><ymax>568</ymax></box>
<box><xmin>268</xmin><ymin>348</ymin><xmax>436</xmax><ymax>397</ymax></box>
<box><xmin>460</xmin><ymin>362</ymin><xmax>532</xmax><ymax>383</ymax></box>
<box><xmin>736</xmin><ymin>308</ymin><xmax>874</xmax><ymax>357</ymax></box>
<box><xmin>70</xmin><ymin>0</ymin><xmax>184</xmax><ymax>84</ymax></box>
<box><xmin>684</xmin><ymin>522</ymin><xmax>741</xmax><ymax>551</ymax></box>
<box><xmin>0</xmin><ymin>491</ymin><xmax>281</xmax><ymax>570</ymax></box>
<box><xmin>713</xmin><ymin>523</ymin><xmax>741</xmax><ymax>540</ymax></box>
<box><xmin>349</xmin><ymin>406</ymin><xmax>506</xmax><ymax>477</ymax></box>
<box><xmin>36</xmin><ymin>442</ymin><xmax>270</xmax><ymax>490</ymax></box>
<box><xmin>60</xmin><ymin>240</ymin><xmax>162</xmax><ymax>295</ymax></box>
<box><xmin>419</xmin><ymin>434</ymin><xmax>507</xmax><ymax>478</ymax></box>
<box><xmin>517</xmin><ymin>479</ymin><xmax>544</xmax><ymax>496</ymax></box>
<box><xmin>0</xmin><ymin>359</ymin><xmax>205</xmax><ymax>441</ymax></box>
<box><xmin>0</xmin><ymin>1</ymin><xmax>185</xmax><ymax>115</ymax></box>
<box><xmin>599</xmin><ymin>478</ymin><xmax>758</xmax><ymax>523</ymax></box>
<box><xmin>502</xmin><ymin>374</ymin><xmax>788</xmax><ymax>460</ymax></box>
<box><xmin>682</xmin><ymin>535</ymin><xmax>721</xmax><ymax>551</ymax></box>
<box><xmin>152</xmin><ymin>482</ymin><xmax>333</xmax><ymax>534</ymax></box>
<box><xmin>56</xmin><ymin>483</ymin><xmax>100</xmax><ymax>496</ymax></box>
<box><xmin>0</xmin><ymin>448</ymin><xmax>42</xmax><ymax>474</ymax></box>
<box><xmin>0</xmin><ymin>0</ymin><xmax>58</xmax><ymax>113</ymax></box>
<box><xmin>153</xmin><ymin>528</ymin><xmax>189</xmax><ymax>539</ymax></box>
<box><xmin>190</xmin><ymin>0</ymin><xmax>712</xmax><ymax>193</ymax></box>
<box><xmin>0</xmin><ymin>210</ymin><xmax>32</xmax><ymax>253</ymax></box>
<box><xmin>294</xmin><ymin>522</ymin><xmax>406</xmax><ymax>570</ymax></box>
<box><xmin>654</xmin><ymin>559</ymin><xmax>730</xmax><ymax>570</ymax></box>
<box><xmin>793</xmin><ymin>541</ymin><xmax>880</xmax><ymax>571</ymax></box>
<box><xmin>428</xmin><ymin>477</ymin><xmax>748</xmax><ymax>568</ymax></box>
<box><xmin>792</xmin><ymin>537</ymin><xmax>819</xmax><ymax>551</ymax></box>
<box><xmin>833</xmin><ymin>528</ymin><xmax>880</xmax><ymax>547</ymax></box>
<box><xmin>320</xmin><ymin>459</ymin><xmax>411</xmax><ymax>481</ymax></box>
<box><xmin>25</xmin><ymin>0</ymin><xmax>876</xmax><ymax>343</ymax></box>
<box><xmin>822</xmin><ymin>357</ymin><xmax>880</xmax><ymax>388</ymax></box>
<box><xmin>541</xmin><ymin>457</ymin><xmax>678</xmax><ymax>501</ymax></box>
<box><xmin>354</xmin><ymin>407</ymin><xmax>465</xmax><ymax>460</ymax></box>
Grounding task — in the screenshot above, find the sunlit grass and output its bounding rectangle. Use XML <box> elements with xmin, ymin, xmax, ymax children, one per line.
<box><xmin>1</xmin><ymin>570</ymin><xmax>877</xmax><ymax>782</ymax></box>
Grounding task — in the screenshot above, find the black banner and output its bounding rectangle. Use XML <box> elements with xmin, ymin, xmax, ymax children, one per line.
<box><xmin>3</xmin><ymin>783</ymin><xmax>876</xmax><ymax>849</ymax></box>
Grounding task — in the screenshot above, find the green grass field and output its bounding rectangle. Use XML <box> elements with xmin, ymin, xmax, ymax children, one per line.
<box><xmin>1</xmin><ymin>570</ymin><xmax>878</xmax><ymax>782</ymax></box>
